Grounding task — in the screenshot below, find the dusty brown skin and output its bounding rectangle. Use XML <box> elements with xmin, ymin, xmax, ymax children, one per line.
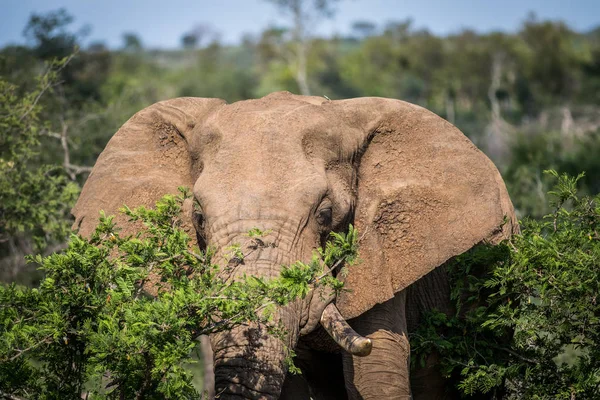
<box><xmin>73</xmin><ymin>92</ymin><xmax>517</xmax><ymax>399</ymax></box>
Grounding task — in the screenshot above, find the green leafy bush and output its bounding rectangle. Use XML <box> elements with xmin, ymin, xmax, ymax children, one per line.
<box><xmin>0</xmin><ymin>190</ymin><xmax>357</xmax><ymax>399</ymax></box>
<box><xmin>412</xmin><ymin>170</ymin><xmax>600</xmax><ymax>399</ymax></box>
<box><xmin>0</xmin><ymin>57</ymin><xmax>80</xmax><ymax>251</ymax></box>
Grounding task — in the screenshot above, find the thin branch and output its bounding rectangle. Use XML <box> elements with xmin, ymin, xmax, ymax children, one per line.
<box><xmin>193</xmin><ymin>299</ymin><xmax>277</xmax><ymax>338</ymax></box>
<box><xmin>272</xmin><ymin>40</ymin><xmax>296</xmax><ymax>65</ymax></box>
<box><xmin>18</xmin><ymin>80</ymin><xmax>53</xmax><ymax>122</ymax></box>
<box><xmin>19</xmin><ymin>53</ymin><xmax>76</xmax><ymax>122</ymax></box>
<box><xmin>134</xmin><ymin>353</ymin><xmax>153</xmax><ymax>400</ymax></box>
<box><xmin>492</xmin><ymin>345</ymin><xmax>538</xmax><ymax>364</ymax></box>
<box><xmin>66</xmin><ymin>164</ymin><xmax>93</xmax><ymax>178</ymax></box>
<box><xmin>39</xmin><ymin>130</ymin><xmax>62</xmax><ymax>139</ymax></box>
<box><xmin>52</xmin><ymin>112</ymin><xmax>93</xmax><ymax>180</ymax></box>
<box><xmin>8</xmin><ymin>335</ymin><xmax>53</xmax><ymax>361</ymax></box>
<box><xmin>194</xmin><ymin>312</ymin><xmax>245</xmax><ymax>337</ymax></box>
<box><xmin>28</xmin><ymin>60</ymin><xmax>94</xmax><ymax>181</ymax></box>
<box><xmin>186</xmin><ymin>249</ymin><xmax>206</xmax><ymax>262</ymax></box>
<box><xmin>73</xmin><ymin>111</ymin><xmax>104</xmax><ymax>128</ymax></box>
<box><xmin>358</xmin><ymin>226</ymin><xmax>370</xmax><ymax>243</ymax></box>
<box><xmin>0</xmin><ymin>390</ymin><xmax>27</xmax><ymax>400</ymax></box>
<box><xmin>134</xmin><ymin>255</ymin><xmax>182</xmax><ymax>299</ymax></box>
<box><xmin>314</xmin><ymin>256</ymin><xmax>345</xmax><ymax>282</ymax></box>
<box><xmin>314</xmin><ymin>231</ymin><xmax>365</xmax><ymax>282</ymax></box>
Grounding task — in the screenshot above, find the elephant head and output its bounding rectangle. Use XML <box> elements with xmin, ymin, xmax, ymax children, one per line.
<box><xmin>72</xmin><ymin>92</ymin><xmax>517</xmax><ymax>399</ymax></box>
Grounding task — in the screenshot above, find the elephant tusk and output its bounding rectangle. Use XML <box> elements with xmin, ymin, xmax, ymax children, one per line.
<box><xmin>320</xmin><ymin>303</ymin><xmax>372</xmax><ymax>357</ymax></box>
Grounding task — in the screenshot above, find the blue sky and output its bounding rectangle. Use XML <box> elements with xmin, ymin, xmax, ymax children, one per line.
<box><xmin>1</xmin><ymin>0</ymin><xmax>599</xmax><ymax>49</ymax></box>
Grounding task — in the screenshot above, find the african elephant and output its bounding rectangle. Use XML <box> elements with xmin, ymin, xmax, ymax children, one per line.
<box><xmin>72</xmin><ymin>92</ymin><xmax>517</xmax><ymax>399</ymax></box>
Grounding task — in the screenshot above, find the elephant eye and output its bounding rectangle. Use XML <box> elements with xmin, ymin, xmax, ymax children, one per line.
<box><xmin>316</xmin><ymin>207</ymin><xmax>333</xmax><ymax>226</ymax></box>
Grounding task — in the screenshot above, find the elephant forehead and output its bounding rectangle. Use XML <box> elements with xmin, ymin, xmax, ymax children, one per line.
<box><xmin>209</xmin><ymin>97</ymin><xmax>343</xmax><ymax>142</ymax></box>
<box><xmin>205</xmin><ymin>108</ymin><xmax>361</xmax><ymax>171</ymax></box>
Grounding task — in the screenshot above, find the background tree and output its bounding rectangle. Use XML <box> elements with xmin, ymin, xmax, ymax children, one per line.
<box><xmin>23</xmin><ymin>8</ymin><xmax>80</xmax><ymax>60</ymax></box>
<box><xmin>180</xmin><ymin>24</ymin><xmax>220</xmax><ymax>49</ymax></box>
<box><xmin>350</xmin><ymin>20</ymin><xmax>377</xmax><ymax>40</ymax></box>
<box><xmin>122</xmin><ymin>32</ymin><xmax>143</xmax><ymax>52</ymax></box>
<box><xmin>263</xmin><ymin>0</ymin><xmax>341</xmax><ymax>95</ymax></box>
<box><xmin>0</xmin><ymin>59</ymin><xmax>80</xmax><ymax>284</ymax></box>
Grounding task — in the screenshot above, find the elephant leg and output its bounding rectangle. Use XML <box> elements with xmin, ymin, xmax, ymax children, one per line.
<box><xmin>343</xmin><ymin>290</ymin><xmax>411</xmax><ymax>399</ymax></box>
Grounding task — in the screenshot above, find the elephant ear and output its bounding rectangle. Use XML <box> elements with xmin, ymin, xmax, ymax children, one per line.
<box><xmin>335</xmin><ymin>98</ymin><xmax>518</xmax><ymax>319</ymax></box>
<box><xmin>72</xmin><ymin>97</ymin><xmax>225</xmax><ymax>238</ymax></box>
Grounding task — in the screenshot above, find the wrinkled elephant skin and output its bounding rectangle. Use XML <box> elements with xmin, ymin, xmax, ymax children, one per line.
<box><xmin>72</xmin><ymin>92</ymin><xmax>517</xmax><ymax>399</ymax></box>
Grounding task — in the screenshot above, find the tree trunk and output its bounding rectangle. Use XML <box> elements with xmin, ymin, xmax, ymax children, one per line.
<box><xmin>296</xmin><ymin>40</ymin><xmax>311</xmax><ymax>96</ymax></box>
<box><xmin>445</xmin><ymin>93</ymin><xmax>455</xmax><ymax>124</ymax></box>
<box><xmin>292</xmin><ymin>0</ymin><xmax>310</xmax><ymax>95</ymax></box>
<box><xmin>561</xmin><ymin>106</ymin><xmax>573</xmax><ymax>136</ymax></box>
<box><xmin>488</xmin><ymin>52</ymin><xmax>503</xmax><ymax>125</ymax></box>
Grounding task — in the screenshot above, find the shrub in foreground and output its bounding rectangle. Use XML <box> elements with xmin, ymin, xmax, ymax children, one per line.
<box><xmin>413</xmin><ymin>170</ymin><xmax>600</xmax><ymax>399</ymax></box>
<box><xmin>0</xmin><ymin>189</ymin><xmax>356</xmax><ymax>399</ymax></box>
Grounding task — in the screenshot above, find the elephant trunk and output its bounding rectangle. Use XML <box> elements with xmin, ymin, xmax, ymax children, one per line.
<box><xmin>206</xmin><ymin>220</ymin><xmax>373</xmax><ymax>398</ymax></box>
<box><xmin>211</xmin><ymin>307</ymin><xmax>299</xmax><ymax>399</ymax></box>
<box><xmin>207</xmin><ymin>222</ymin><xmax>306</xmax><ymax>399</ymax></box>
